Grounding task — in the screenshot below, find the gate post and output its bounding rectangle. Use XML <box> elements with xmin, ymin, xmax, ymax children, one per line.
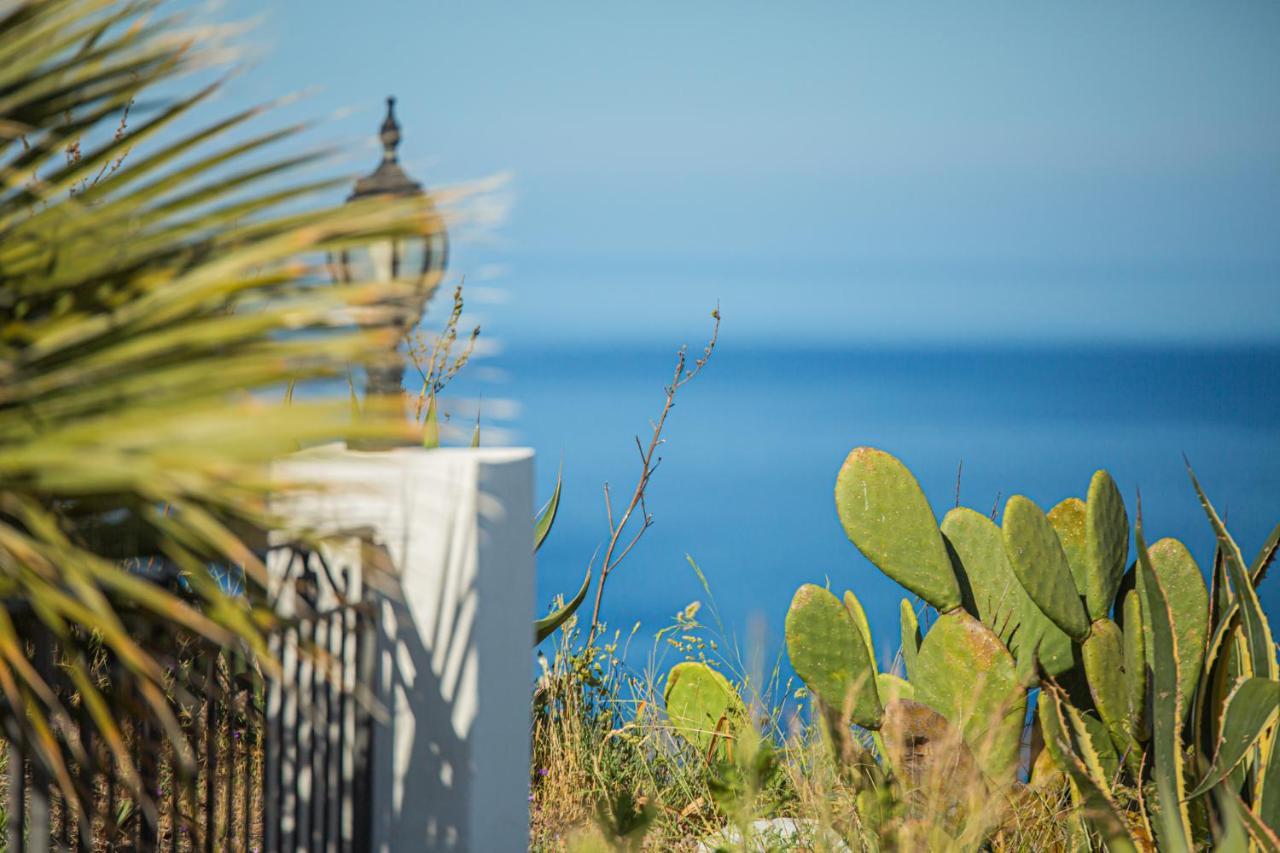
<box><xmin>273</xmin><ymin>446</ymin><xmax>534</xmax><ymax>852</ymax></box>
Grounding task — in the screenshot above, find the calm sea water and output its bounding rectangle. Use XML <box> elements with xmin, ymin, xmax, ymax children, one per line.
<box><xmin>462</xmin><ymin>344</ymin><xmax>1280</xmax><ymax>672</ymax></box>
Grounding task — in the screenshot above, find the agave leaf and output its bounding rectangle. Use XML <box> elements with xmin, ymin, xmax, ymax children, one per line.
<box><xmin>1230</xmin><ymin>789</ymin><xmax>1280</xmax><ymax>853</ymax></box>
<box><xmin>534</xmin><ymin>564</ymin><xmax>592</xmax><ymax>645</ymax></box>
<box><xmin>1186</xmin><ymin>462</ymin><xmax>1277</xmax><ymax>681</ymax></box>
<box><xmin>1250</xmin><ymin>522</ymin><xmax>1280</xmax><ymax>588</ymax></box>
<box><xmin>534</xmin><ymin>461</ymin><xmax>563</xmax><ymax>553</ymax></box>
<box><xmin>1187</xmin><ymin>677</ymin><xmax>1280</xmax><ymax>799</ymax></box>
<box><xmin>1136</xmin><ymin>519</ymin><xmax>1194</xmax><ymax>851</ymax></box>
<box><xmin>1039</xmin><ymin>685</ymin><xmax>1139</xmax><ymax>853</ymax></box>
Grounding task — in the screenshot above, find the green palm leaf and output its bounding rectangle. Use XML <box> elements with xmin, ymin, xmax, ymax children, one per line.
<box><xmin>0</xmin><ymin>0</ymin><xmax>450</xmax><ymax>818</ymax></box>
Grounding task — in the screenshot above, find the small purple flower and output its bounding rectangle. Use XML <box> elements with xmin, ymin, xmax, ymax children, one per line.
<box><xmin>537</xmin><ymin>767</ymin><xmax>549</xmax><ymax>777</ymax></box>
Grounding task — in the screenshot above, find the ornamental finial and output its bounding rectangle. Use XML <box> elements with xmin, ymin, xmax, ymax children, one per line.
<box><xmin>380</xmin><ymin>96</ymin><xmax>400</xmax><ymax>161</ymax></box>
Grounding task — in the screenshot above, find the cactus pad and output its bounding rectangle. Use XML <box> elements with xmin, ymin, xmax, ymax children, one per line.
<box><xmin>912</xmin><ymin>610</ymin><xmax>1026</xmax><ymax>780</ymax></box>
<box><xmin>1048</xmin><ymin>497</ymin><xmax>1089</xmax><ymax>601</ymax></box>
<box><xmin>835</xmin><ymin>447</ymin><xmax>962</xmax><ymax>611</ymax></box>
<box><xmin>1143</xmin><ymin>537</ymin><xmax>1208</xmax><ymax>723</ymax></box>
<box><xmin>785</xmin><ymin>584</ymin><xmax>883</xmax><ymax>728</ymax></box>
<box><xmin>942</xmin><ymin>507</ymin><xmax>1074</xmax><ymax>679</ymax></box>
<box><xmin>1002</xmin><ymin>495</ymin><xmax>1090</xmax><ymax>642</ymax></box>
<box><xmin>664</xmin><ymin>661</ymin><xmax>744</xmax><ymax>755</ymax></box>
<box><xmin>1084</xmin><ymin>470</ymin><xmax>1129</xmax><ymax>621</ymax></box>
<box><xmin>900</xmin><ymin>598</ymin><xmax>921</xmax><ymax>681</ymax></box>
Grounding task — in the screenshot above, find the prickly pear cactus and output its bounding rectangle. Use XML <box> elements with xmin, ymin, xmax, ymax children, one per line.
<box><xmin>900</xmin><ymin>599</ymin><xmax>921</xmax><ymax>681</ymax></box>
<box><xmin>1084</xmin><ymin>470</ymin><xmax>1129</xmax><ymax>622</ymax></box>
<box><xmin>1002</xmin><ymin>495</ymin><xmax>1090</xmax><ymax>642</ymax></box>
<box><xmin>942</xmin><ymin>507</ymin><xmax>1073</xmax><ymax>680</ymax></box>
<box><xmin>835</xmin><ymin>447</ymin><xmax>962</xmax><ymax>611</ymax></box>
<box><xmin>911</xmin><ymin>610</ymin><xmax>1025</xmax><ymax>781</ymax></box>
<box><xmin>664</xmin><ymin>661</ymin><xmax>744</xmax><ymax>755</ymax></box>
<box><xmin>785</xmin><ymin>584</ymin><xmax>882</xmax><ymax>728</ymax></box>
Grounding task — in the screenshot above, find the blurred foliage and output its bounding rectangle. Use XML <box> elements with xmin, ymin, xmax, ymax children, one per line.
<box><xmin>0</xmin><ymin>0</ymin><xmax>442</xmax><ymax>818</ymax></box>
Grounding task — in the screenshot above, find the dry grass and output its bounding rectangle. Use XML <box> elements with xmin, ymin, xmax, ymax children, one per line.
<box><xmin>531</xmin><ymin>586</ymin><xmax>1085</xmax><ymax>852</ymax></box>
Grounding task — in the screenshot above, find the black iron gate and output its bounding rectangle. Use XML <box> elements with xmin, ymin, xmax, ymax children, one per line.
<box><xmin>1</xmin><ymin>542</ymin><xmax>379</xmax><ymax>852</ymax></box>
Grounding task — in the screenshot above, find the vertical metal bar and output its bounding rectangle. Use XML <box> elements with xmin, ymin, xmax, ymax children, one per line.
<box><xmin>336</xmin><ymin>602</ymin><xmax>350</xmax><ymax>853</ymax></box>
<box><xmin>350</xmin><ymin>593</ymin><xmax>376</xmax><ymax>853</ymax></box>
<box><xmin>8</xmin><ymin>724</ymin><xmax>27</xmax><ymax>853</ymax></box>
<box><xmin>311</xmin><ymin>610</ymin><xmax>326</xmax><ymax>853</ymax></box>
<box><xmin>263</xmin><ymin>644</ymin><xmax>282</xmax><ymax>853</ymax></box>
<box><xmin>28</xmin><ymin>629</ymin><xmax>53</xmax><ymax>853</ymax></box>
<box><xmin>293</xmin><ymin>617</ymin><xmax>308</xmax><ymax>853</ymax></box>
<box><xmin>204</xmin><ymin>654</ymin><xmax>216</xmax><ymax>853</ymax></box>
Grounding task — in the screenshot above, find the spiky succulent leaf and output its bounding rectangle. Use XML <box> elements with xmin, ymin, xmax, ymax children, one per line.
<box><xmin>533</xmin><ymin>462</ymin><xmax>563</xmax><ymax>553</ymax></box>
<box><xmin>1002</xmin><ymin>496</ymin><xmax>1090</xmax><ymax>641</ymax></box>
<box><xmin>1186</xmin><ymin>677</ymin><xmax>1280</xmax><ymax>799</ymax></box>
<box><xmin>912</xmin><ymin>610</ymin><xmax>1025</xmax><ymax>780</ymax></box>
<box><xmin>1187</xmin><ymin>463</ymin><xmax>1277</xmax><ymax>682</ymax></box>
<box><xmin>534</xmin><ymin>565</ymin><xmax>591</xmax><ymax>645</ymax></box>
<box><xmin>1038</xmin><ymin>686</ymin><xmax>1139</xmax><ymax>853</ymax></box>
<box><xmin>1084</xmin><ymin>471</ymin><xmax>1129</xmax><ymax>621</ymax></box>
<box><xmin>1137</xmin><ymin>523</ymin><xmax>1195</xmax><ymax>851</ymax></box>
<box><xmin>900</xmin><ymin>598</ymin><xmax>921</xmax><ymax>680</ymax></box>
<box><xmin>785</xmin><ymin>584</ymin><xmax>882</xmax><ymax>728</ymax></box>
<box><xmin>1250</xmin><ymin>522</ymin><xmax>1280</xmax><ymax>588</ymax></box>
<box><xmin>835</xmin><ymin>448</ymin><xmax>961</xmax><ymax>611</ymax></box>
<box><xmin>943</xmin><ymin>506</ymin><xmax>1073</xmax><ymax>680</ymax></box>
<box><xmin>664</xmin><ymin>661</ymin><xmax>745</xmax><ymax>755</ymax></box>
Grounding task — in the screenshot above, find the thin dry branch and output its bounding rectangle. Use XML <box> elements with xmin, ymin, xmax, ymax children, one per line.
<box><xmin>585</xmin><ymin>306</ymin><xmax>720</xmax><ymax>646</ymax></box>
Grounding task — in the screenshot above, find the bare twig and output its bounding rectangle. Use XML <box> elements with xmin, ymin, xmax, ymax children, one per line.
<box><xmin>585</xmin><ymin>306</ymin><xmax>720</xmax><ymax>646</ymax></box>
<box><xmin>407</xmin><ymin>282</ymin><xmax>480</xmax><ymax>423</ymax></box>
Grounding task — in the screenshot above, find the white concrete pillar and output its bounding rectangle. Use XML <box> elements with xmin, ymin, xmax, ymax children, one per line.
<box><xmin>273</xmin><ymin>445</ymin><xmax>534</xmax><ymax>851</ymax></box>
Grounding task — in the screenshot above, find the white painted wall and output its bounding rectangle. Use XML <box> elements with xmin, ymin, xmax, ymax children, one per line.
<box><xmin>273</xmin><ymin>445</ymin><xmax>534</xmax><ymax>851</ymax></box>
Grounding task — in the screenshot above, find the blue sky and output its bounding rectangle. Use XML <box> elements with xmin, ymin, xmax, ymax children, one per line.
<box><xmin>215</xmin><ymin>1</ymin><xmax>1280</xmax><ymax>346</ymax></box>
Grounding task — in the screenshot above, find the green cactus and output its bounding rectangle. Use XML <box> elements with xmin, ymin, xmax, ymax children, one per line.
<box><xmin>784</xmin><ymin>584</ymin><xmax>882</xmax><ymax>728</ymax></box>
<box><xmin>811</xmin><ymin>445</ymin><xmax>1279</xmax><ymax>846</ymax></box>
<box><xmin>835</xmin><ymin>447</ymin><xmax>962</xmax><ymax>611</ymax></box>
<box><xmin>899</xmin><ymin>599</ymin><xmax>920</xmax><ymax>681</ymax></box>
<box><xmin>1047</xmin><ymin>497</ymin><xmax>1090</xmax><ymax>600</ymax></box>
<box><xmin>1079</xmin><ymin>617</ymin><xmax>1135</xmax><ymax>765</ymax></box>
<box><xmin>1001</xmin><ymin>495</ymin><xmax>1090</xmax><ymax>642</ymax></box>
<box><xmin>911</xmin><ymin>610</ymin><xmax>1025</xmax><ymax>781</ymax></box>
<box><xmin>1121</xmin><ymin>589</ymin><xmax>1147</xmax><ymax>742</ymax></box>
<box><xmin>1084</xmin><ymin>470</ymin><xmax>1129</xmax><ymax>621</ymax></box>
<box><xmin>942</xmin><ymin>506</ymin><xmax>1073</xmax><ymax>680</ymax></box>
<box><xmin>663</xmin><ymin>661</ymin><xmax>745</xmax><ymax>756</ymax></box>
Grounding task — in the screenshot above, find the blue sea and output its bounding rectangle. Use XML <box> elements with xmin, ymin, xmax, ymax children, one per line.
<box><xmin>458</xmin><ymin>344</ymin><xmax>1280</xmax><ymax>674</ymax></box>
